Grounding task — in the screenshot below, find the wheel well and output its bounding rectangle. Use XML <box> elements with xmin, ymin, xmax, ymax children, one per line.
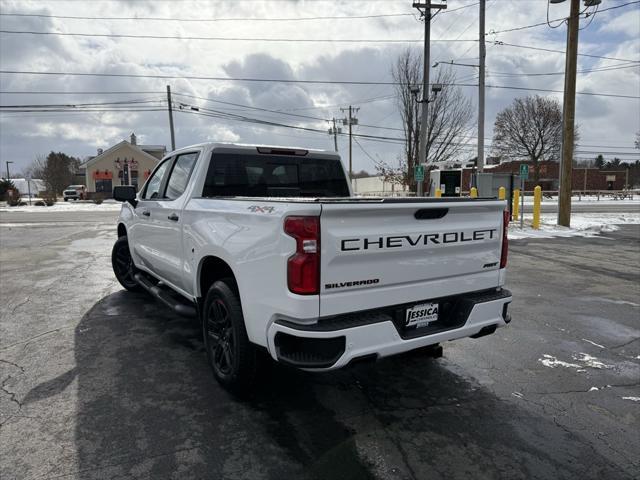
<box><xmin>117</xmin><ymin>223</ymin><xmax>127</xmax><ymax>238</ymax></box>
<box><xmin>199</xmin><ymin>256</ymin><xmax>237</xmax><ymax>298</ymax></box>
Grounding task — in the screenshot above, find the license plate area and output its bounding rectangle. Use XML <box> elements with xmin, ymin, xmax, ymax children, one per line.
<box><xmin>404</xmin><ymin>302</ymin><xmax>439</xmax><ymax>330</ymax></box>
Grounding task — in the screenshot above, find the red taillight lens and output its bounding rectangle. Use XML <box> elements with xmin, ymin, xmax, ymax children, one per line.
<box><xmin>500</xmin><ymin>210</ymin><xmax>509</xmax><ymax>269</ymax></box>
<box><xmin>284</xmin><ymin>216</ymin><xmax>320</xmax><ymax>295</ymax></box>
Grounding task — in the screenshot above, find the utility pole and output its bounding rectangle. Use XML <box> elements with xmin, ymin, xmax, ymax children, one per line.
<box><xmin>166</xmin><ymin>85</ymin><xmax>176</xmax><ymax>151</ymax></box>
<box><xmin>340</xmin><ymin>106</ymin><xmax>359</xmax><ymax>179</ymax></box>
<box><xmin>5</xmin><ymin>161</ymin><xmax>13</xmax><ymax>180</ymax></box>
<box><xmin>557</xmin><ymin>0</ymin><xmax>580</xmax><ymax>227</ymax></box>
<box><xmin>327</xmin><ymin>118</ymin><xmax>341</xmax><ymax>152</ymax></box>
<box><xmin>413</xmin><ymin>1</ymin><xmax>447</xmax><ymax>196</ymax></box>
<box><xmin>477</xmin><ymin>0</ymin><xmax>486</xmax><ymax>173</ymax></box>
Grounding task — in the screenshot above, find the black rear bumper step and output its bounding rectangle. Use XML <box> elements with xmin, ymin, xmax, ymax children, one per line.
<box><xmin>134</xmin><ymin>272</ymin><xmax>196</xmax><ymax>317</ymax></box>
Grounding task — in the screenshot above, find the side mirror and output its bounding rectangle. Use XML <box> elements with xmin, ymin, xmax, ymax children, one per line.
<box><xmin>113</xmin><ymin>185</ymin><xmax>137</xmax><ymax>207</ymax></box>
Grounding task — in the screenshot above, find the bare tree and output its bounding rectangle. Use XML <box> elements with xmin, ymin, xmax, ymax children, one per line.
<box><xmin>635</xmin><ymin>131</ymin><xmax>639</xmax><ymax>149</ymax></box>
<box><xmin>392</xmin><ymin>49</ymin><xmax>474</xmax><ymax>190</ymax></box>
<box><xmin>424</xmin><ymin>69</ymin><xmax>474</xmax><ymax>166</ymax></box>
<box><xmin>392</xmin><ymin>49</ymin><xmax>421</xmax><ymax>189</ymax></box>
<box><xmin>492</xmin><ymin>95</ymin><xmax>567</xmax><ymax>182</ymax></box>
<box><xmin>375</xmin><ymin>155</ymin><xmax>408</xmax><ymax>190</ymax></box>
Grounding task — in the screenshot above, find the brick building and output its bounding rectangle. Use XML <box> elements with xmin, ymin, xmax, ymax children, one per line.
<box><xmin>426</xmin><ymin>160</ymin><xmax>628</xmax><ymax>193</ymax></box>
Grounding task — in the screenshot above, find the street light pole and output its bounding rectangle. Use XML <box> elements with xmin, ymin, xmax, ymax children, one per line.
<box><xmin>5</xmin><ymin>161</ymin><xmax>13</xmax><ymax>180</ymax></box>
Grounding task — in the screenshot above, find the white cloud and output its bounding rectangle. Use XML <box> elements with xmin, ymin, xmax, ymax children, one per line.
<box><xmin>0</xmin><ymin>0</ymin><xmax>638</xmax><ymax>175</ymax></box>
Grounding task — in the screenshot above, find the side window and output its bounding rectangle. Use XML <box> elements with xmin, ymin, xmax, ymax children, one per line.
<box><xmin>165</xmin><ymin>152</ymin><xmax>199</xmax><ymax>200</ymax></box>
<box><xmin>142</xmin><ymin>159</ymin><xmax>171</xmax><ymax>200</ymax></box>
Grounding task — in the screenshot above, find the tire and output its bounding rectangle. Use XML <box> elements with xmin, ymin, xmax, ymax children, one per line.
<box><xmin>202</xmin><ymin>279</ymin><xmax>257</xmax><ymax>392</ymax></box>
<box><xmin>111</xmin><ymin>236</ymin><xmax>142</xmax><ymax>292</ymax></box>
<box><xmin>64</xmin><ymin>198</ymin><xmax>68</xmax><ymax>202</ymax></box>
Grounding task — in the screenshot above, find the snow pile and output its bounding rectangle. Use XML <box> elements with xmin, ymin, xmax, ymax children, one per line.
<box><xmin>509</xmin><ymin>213</ymin><xmax>640</xmax><ymax>239</ymax></box>
<box><xmin>522</xmin><ymin>195</ymin><xmax>640</xmax><ymax>205</ymax></box>
<box><xmin>0</xmin><ymin>201</ymin><xmax>122</xmax><ymax>213</ymax></box>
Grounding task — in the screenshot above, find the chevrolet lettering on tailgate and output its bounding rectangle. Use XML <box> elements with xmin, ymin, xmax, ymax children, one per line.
<box><xmin>340</xmin><ymin>229</ymin><xmax>498</xmax><ymax>251</ymax></box>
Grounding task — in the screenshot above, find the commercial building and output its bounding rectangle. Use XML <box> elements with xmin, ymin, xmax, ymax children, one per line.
<box><xmin>83</xmin><ymin>133</ymin><xmax>165</xmax><ymax>196</ymax></box>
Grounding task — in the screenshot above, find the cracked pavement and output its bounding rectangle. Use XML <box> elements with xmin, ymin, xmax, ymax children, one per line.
<box><xmin>0</xmin><ymin>210</ymin><xmax>638</xmax><ymax>479</ymax></box>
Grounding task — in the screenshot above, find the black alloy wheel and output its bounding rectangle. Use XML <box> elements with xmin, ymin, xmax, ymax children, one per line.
<box><xmin>207</xmin><ymin>299</ymin><xmax>235</xmax><ymax>378</ymax></box>
<box><xmin>202</xmin><ymin>279</ymin><xmax>257</xmax><ymax>391</ymax></box>
<box><xmin>111</xmin><ymin>236</ymin><xmax>142</xmax><ymax>292</ymax></box>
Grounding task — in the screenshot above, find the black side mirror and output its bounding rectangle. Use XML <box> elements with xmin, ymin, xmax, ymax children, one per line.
<box><xmin>113</xmin><ymin>186</ymin><xmax>137</xmax><ymax>207</ymax></box>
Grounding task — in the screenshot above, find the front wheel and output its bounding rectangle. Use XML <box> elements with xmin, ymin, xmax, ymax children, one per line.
<box><xmin>111</xmin><ymin>236</ymin><xmax>142</xmax><ymax>292</ymax></box>
<box><xmin>203</xmin><ymin>279</ymin><xmax>257</xmax><ymax>392</ymax></box>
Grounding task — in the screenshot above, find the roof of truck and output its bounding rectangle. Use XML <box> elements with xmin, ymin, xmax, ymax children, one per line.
<box><xmin>168</xmin><ymin>142</ymin><xmax>339</xmax><ymax>158</ymax></box>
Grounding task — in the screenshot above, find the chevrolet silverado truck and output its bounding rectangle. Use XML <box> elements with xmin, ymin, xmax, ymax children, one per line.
<box><xmin>112</xmin><ymin>143</ymin><xmax>512</xmax><ymax>390</ymax></box>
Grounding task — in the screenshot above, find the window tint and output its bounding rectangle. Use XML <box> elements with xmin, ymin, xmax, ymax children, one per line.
<box><xmin>202</xmin><ymin>153</ymin><xmax>350</xmax><ymax>198</ymax></box>
<box><xmin>165</xmin><ymin>152</ymin><xmax>198</xmax><ymax>200</ymax></box>
<box><xmin>142</xmin><ymin>159</ymin><xmax>171</xmax><ymax>200</ymax></box>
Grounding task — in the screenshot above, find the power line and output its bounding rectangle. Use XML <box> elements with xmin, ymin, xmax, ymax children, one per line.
<box><xmin>0</xmin><ymin>29</ymin><xmax>477</xmax><ymax>43</ymax></box>
<box><xmin>490</xmin><ymin>41</ymin><xmax>639</xmax><ymax>63</ymax></box>
<box><xmin>0</xmin><ymin>98</ymin><xmax>164</xmax><ymax>108</ymax></box>
<box><xmin>0</xmin><ymin>3</ymin><xmax>482</xmax><ymax>23</ymax></box>
<box><xmin>0</xmin><ymin>90</ymin><xmax>165</xmax><ymax>95</ymax></box>
<box><xmin>2</xmin><ymin>70</ymin><xmax>637</xmax><ymax>99</ymax></box>
<box><xmin>0</xmin><ymin>12</ymin><xmax>416</xmax><ymax>22</ymax></box>
<box><xmin>171</xmin><ymin>92</ymin><xmax>328</xmax><ymax>122</ymax></box>
<box><xmin>488</xmin><ymin>1</ymin><xmax>639</xmax><ymax>35</ymax></box>
<box><xmin>487</xmin><ymin>62</ymin><xmax>639</xmax><ymax>78</ymax></box>
<box><xmin>0</xmin><ymin>108</ymin><xmax>166</xmax><ymax>113</ymax></box>
<box><xmin>485</xmin><ymin>83</ymin><xmax>638</xmax><ymax>99</ymax></box>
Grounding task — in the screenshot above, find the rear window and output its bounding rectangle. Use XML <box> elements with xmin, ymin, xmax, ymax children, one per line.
<box><xmin>202</xmin><ymin>153</ymin><xmax>350</xmax><ymax>198</ymax></box>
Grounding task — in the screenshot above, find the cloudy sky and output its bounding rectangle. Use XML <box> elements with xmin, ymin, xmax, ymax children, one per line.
<box><xmin>0</xmin><ymin>0</ymin><xmax>638</xmax><ymax>176</ymax></box>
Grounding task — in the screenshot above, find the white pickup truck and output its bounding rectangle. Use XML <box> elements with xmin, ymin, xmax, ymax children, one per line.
<box><xmin>112</xmin><ymin>143</ymin><xmax>512</xmax><ymax>391</ymax></box>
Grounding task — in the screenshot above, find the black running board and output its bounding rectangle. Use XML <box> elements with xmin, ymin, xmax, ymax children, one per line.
<box><xmin>134</xmin><ymin>272</ymin><xmax>197</xmax><ymax>317</ymax></box>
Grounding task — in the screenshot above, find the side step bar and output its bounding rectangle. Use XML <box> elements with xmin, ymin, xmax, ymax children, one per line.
<box><xmin>134</xmin><ymin>272</ymin><xmax>197</xmax><ymax>318</ymax></box>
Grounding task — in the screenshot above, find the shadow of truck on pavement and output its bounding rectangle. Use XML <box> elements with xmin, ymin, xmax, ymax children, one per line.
<box><xmin>24</xmin><ymin>290</ymin><xmax>630</xmax><ymax>479</ymax></box>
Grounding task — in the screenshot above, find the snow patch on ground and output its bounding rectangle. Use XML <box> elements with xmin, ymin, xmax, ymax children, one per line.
<box><xmin>621</xmin><ymin>397</ymin><xmax>640</xmax><ymax>402</ymax></box>
<box><xmin>539</xmin><ymin>354</ymin><xmax>582</xmax><ymax>369</ymax></box>
<box><xmin>582</xmin><ymin>338</ymin><xmax>606</xmax><ymax>349</ymax></box>
<box><xmin>538</xmin><ymin>353</ymin><xmax>614</xmax><ymax>371</ymax></box>
<box><xmin>573</xmin><ymin>353</ymin><xmax>613</xmax><ymax>369</ymax></box>
<box><xmin>522</xmin><ymin>195</ymin><xmax>640</xmax><ymax>205</ymax></box>
<box><xmin>0</xmin><ymin>201</ymin><xmax>122</xmax><ymax>213</ymax></box>
<box><xmin>509</xmin><ymin>213</ymin><xmax>640</xmax><ymax>239</ymax></box>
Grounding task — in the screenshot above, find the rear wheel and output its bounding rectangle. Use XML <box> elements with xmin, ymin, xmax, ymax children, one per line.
<box><xmin>203</xmin><ymin>279</ymin><xmax>257</xmax><ymax>392</ymax></box>
<box><xmin>111</xmin><ymin>236</ymin><xmax>142</xmax><ymax>292</ymax></box>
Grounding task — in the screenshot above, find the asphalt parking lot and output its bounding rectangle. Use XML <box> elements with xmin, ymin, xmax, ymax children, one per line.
<box><xmin>1</xmin><ymin>211</ymin><xmax>638</xmax><ymax>480</ymax></box>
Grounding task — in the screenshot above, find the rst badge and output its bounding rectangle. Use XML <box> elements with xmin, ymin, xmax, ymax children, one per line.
<box><xmin>405</xmin><ymin>302</ymin><xmax>439</xmax><ymax>328</ymax></box>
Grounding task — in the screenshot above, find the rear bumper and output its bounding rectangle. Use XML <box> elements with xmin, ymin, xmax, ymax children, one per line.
<box><xmin>266</xmin><ymin>289</ymin><xmax>512</xmax><ymax>370</ymax></box>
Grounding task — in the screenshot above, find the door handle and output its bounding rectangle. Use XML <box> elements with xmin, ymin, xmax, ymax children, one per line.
<box><xmin>141</xmin><ymin>210</ymin><xmax>150</xmax><ymax>217</ymax></box>
<box><xmin>168</xmin><ymin>213</ymin><xmax>179</xmax><ymax>221</ymax></box>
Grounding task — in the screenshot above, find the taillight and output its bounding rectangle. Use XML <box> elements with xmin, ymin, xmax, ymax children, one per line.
<box><xmin>284</xmin><ymin>216</ymin><xmax>320</xmax><ymax>295</ymax></box>
<box><xmin>500</xmin><ymin>210</ymin><xmax>509</xmax><ymax>269</ymax></box>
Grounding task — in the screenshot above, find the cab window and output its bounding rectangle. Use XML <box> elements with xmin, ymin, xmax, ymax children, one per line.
<box><xmin>165</xmin><ymin>152</ymin><xmax>199</xmax><ymax>200</ymax></box>
<box><xmin>142</xmin><ymin>159</ymin><xmax>171</xmax><ymax>200</ymax></box>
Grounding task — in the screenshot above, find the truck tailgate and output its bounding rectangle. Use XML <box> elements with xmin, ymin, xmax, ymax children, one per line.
<box><xmin>319</xmin><ymin>199</ymin><xmax>506</xmax><ymax>317</ymax></box>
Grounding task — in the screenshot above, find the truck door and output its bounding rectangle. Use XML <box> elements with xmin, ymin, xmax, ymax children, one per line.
<box><xmin>131</xmin><ymin>152</ymin><xmax>198</xmax><ymax>291</ymax></box>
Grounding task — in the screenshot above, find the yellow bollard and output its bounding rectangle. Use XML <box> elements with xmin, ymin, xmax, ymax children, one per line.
<box><xmin>512</xmin><ymin>189</ymin><xmax>520</xmax><ymax>221</ymax></box>
<box><xmin>435</xmin><ymin>189</ymin><xmax>442</xmax><ymax>198</ymax></box>
<box><xmin>532</xmin><ymin>185</ymin><xmax>542</xmax><ymax>229</ymax></box>
<box><xmin>498</xmin><ymin>186</ymin><xmax>506</xmax><ymax>200</ymax></box>
<box><xmin>470</xmin><ymin>187</ymin><xmax>478</xmax><ymax>198</ymax></box>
